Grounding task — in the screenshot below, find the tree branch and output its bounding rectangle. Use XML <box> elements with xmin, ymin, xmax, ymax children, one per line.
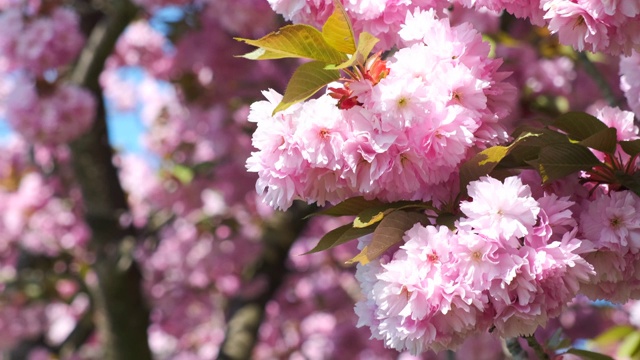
<box><xmin>217</xmin><ymin>203</ymin><xmax>314</xmax><ymax>360</ymax></box>
<box><xmin>68</xmin><ymin>1</ymin><xmax>153</xmax><ymax>359</ymax></box>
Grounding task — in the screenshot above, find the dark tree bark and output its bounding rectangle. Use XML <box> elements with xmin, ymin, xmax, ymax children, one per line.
<box><xmin>217</xmin><ymin>203</ymin><xmax>313</xmax><ymax>360</ymax></box>
<box><xmin>68</xmin><ymin>1</ymin><xmax>153</xmax><ymax>359</ymax></box>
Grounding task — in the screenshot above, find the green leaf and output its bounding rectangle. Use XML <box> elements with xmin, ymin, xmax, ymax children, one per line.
<box><xmin>459</xmin><ymin>130</ymin><xmax>563</xmax><ymax>194</ymax></box>
<box><xmin>620</xmin><ymin>139</ymin><xmax>640</xmax><ymax>157</ymax></box>
<box><xmin>435</xmin><ymin>213</ymin><xmax>458</xmax><ymax>230</ymax></box>
<box><xmin>495</xmin><ymin>129</ymin><xmax>568</xmax><ymax>169</ymax></box>
<box><xmin>236</xmin><ymin>24</ymin><xmax>347</xmax><ymax>64</ymax></box>
<box><xmin>537</xmin><ymin>143</ymin><xmax>601</xmax><ymax>183</ymax></box>
<box><xmin>512</xmin><ymin>126</ymin><xmax>571</xmax><ymax>146</ymax></box>
<box><xmin>616</xmin><ymin>172</ymin><xmax>640</xmax><ymax>198</ymax></box>
<box><xmin>325</xmin><ymin>32</ymin><xmax>379</xmax><ymax>70</ymax></box>
<box><xmin>322</xmin><ymin>0</ymin><xmax>356</xmax><ymax>54</ymax></box>
<box><xmin>310</xmin><ymin>197</ymin><xmax>385</xmax><ymax>218</ymax></box>
<box><xmin>173</xmin><ymin>164</ymin><xmax>194</xmax><ymax>184</ymax></box>
<box><xmin>238</xmin><ymin>47</ymin><xmax>295</xmax><ymax>60</ymax></box>
<box><xmin>459</xmin><ymin>145</ymin><xmax>509</xmax><ymax>195</ymax></box>
<box><xmin>347</xmin><ymin>211</ymin><xmax>429</xmax><ymax>265</ymax></box>
<box><xmin>565</xmin><ymin>349</ymin><xmax>614</xmax><ymax>360</ymax></box>
<box><xmin>579</xmin><ymin>127</ymin><xmax>617</xmax><ymax>154</ymax></box>
<box><xmin>273</xmin><ymin>61</ymin><xmax>341</xmax><ymax>114</ymax></box>
<box><xmin>353</xmin><ymin>209</ymin><xmax>386</xmax><ymax>228</ymax></box>
<box><xmin>353</xmin><ymin>200</ymin><xmax>430</xmax><ymax>228</ymax></box>
<box><xmin>305</xmin><ymin>223</ymin><xmax>376</xmax><ymax>254</ymax></box>
<box><xmin>618</xmin><ymin>330</ymin><xmax>640</xmax><ymax>358</ymax></box>
<box><xmin>593</xmin><ymin>325</ymin><xmax>635</xmax><ymax>346</ymax></box>
<box><xmin>551</xmin><ymin>111</ymin><xmax>608</xmax><ymax>141</ymax></box>
<box><xmin>497</xmin><ymin>146</ymin><xmax>543</xmax><ymax>169</ymax></box>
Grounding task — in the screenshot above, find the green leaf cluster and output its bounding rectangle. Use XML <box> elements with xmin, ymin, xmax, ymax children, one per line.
<box><xmin>305</xmin><ymin>197</ymin><xmax>434</xmax><ymax>265</ymax></box>
<box><xmin>577</xmin><ymin>325</ymin><xmax>640</xmax><ymax>359</ymax></box>
<box><xmin>460</xmin><ymin>111</ymin><xmax>640</xmax><ymax>197</ymax></box>
<box><xmin>235</xmin><ymin>0</ymin><xmax>378</xmax><ymax>114</ymax></box>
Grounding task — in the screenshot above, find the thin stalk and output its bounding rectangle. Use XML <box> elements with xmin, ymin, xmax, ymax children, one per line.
<box><xmin>525</xmin><ymin>335</ymin><xmax>550</xmax><ymax>360</ymax></box>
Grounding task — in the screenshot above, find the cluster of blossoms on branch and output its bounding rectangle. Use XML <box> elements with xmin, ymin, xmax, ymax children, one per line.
<box><xmin>269</xmin><ymin>0</ymin><xmax>640</xmax><ymax>55</ymax></box>
<box><xmin>0</xmin><ymin>0</ymin><xmax>297</xmax><ymax>358</ymax></box>
<box><xmin>248</xmin><ymin>9</ymin><xmax>514</xmax><ymax>209</ymax></box>
<box><xmin>0</xmin><ymin>138</ymin><xmax>90</xmax><ymax>354</ymax></box>
<box><xmin>620</xmin><ymin>50</ymin><xmax>640</xmax><ymax>116</ymax></box>
<box><xmin>2</xmin><ymin>0</ymin><xmax>640</xmax><ymax>358</ymax></box>
<box><xmin>0</xmin><ymin>7</ymin><xmax>94</xmax><ymax>348</ymax></box>
<box><xmin>244</xmin><ymin>0</ymin><xmax>640</xmax><ymax>357</ymax></box>
<box><xmin>356</xmin><ymin>174</ymin><xmax>594</xmax><ymax>353</ymax></box>
<box><xmin>0</xmin><ymin>3</ymin><xmax>95</xmax><ymax>145</ymax></box>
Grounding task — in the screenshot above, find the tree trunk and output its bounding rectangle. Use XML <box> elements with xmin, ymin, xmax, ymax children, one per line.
<box><xmin>69</xmin><ymin>1</ymin><xmax>153</xmax><ymax>359</ymax></box>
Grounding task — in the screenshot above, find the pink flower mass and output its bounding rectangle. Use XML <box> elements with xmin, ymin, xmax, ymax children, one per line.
<box><xmin>248</xmin><ymin>10</ymin><xmax>514</xmax><ymax>210</ymax></box>
<box><xmin>2</xmin><ymin>0</ymin><xmax>640</xmax><ymax>359</ymax></box>
<box><xmin>459</xmin><ymin>176</ymin><xmax>540</xmax><ymax>243</ymax></box>
<box><xmin>355</xmin><ymin>177</ymin><xmax>593</xmax><ymax>354</ymax></box>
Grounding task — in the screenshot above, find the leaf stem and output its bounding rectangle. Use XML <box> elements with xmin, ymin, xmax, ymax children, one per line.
<box><xmin>525</xmin><ymin>335</ymin><xmax>550</xmax><ymax>360</ymax></box>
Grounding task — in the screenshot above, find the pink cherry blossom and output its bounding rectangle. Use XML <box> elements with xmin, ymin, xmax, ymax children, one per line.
<box><xmin>248</xmin><ymin>11</ymin><xmax>514</xmax><ymax>210</ymax></box>
<box><xmin>460</xmin><ymin>176</ymin><xmax>540</xmax><ymax>244</ymax></box>
<box><xmin>4</xmin><ymin>76</ymin><xmax>95</xmax><ymax>145</ymax></box>
<box><xmin>620</xmin><ymin>50</ymin><xmax>640</xmax><ymax>118</ymax></box>
<box><xmin>581</xmin><ymin>189</ymin><xmax>640</xmax><ymax>254</ymax></box>
<box><xmin>0</xmin><ymin>7</ymin><xmax>84</xmax><ymax>73</ymax></box>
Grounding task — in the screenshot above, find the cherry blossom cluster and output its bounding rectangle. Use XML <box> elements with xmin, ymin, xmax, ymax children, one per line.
<box><xmin>268</xmin><ymin>0</ymin><xmax>453</xmax><ymax>48</ymax></box>
<box><xmin>455</xmin><ymin>0</ymin><xmax>640</xmax><ymax>54</ymax></box>
<box><xmin>0</xmin><ymin>300</ymin><xmax>46</xmax><ymax>350</ymax></box>
<box><xmin>254</xmin><ymin>217</ymin><xmax>508</xmax><ymax>359</ymax></box>
<box><xmin>0</xmin><ymin>138</ymin><xmax>89</xmax><ymax>258</ymax></box>
<box><xmin>0</xmin><ymin>6</ymin><xmax>84</xmax><ymax>74</ymax></box>
<box><xmin>120</xmin><ymin>151</ymin><xmax>268</xmax><ymax>358</ymax></box>
<box><xmin>3</xmin><ymin>0</ymin><xmax>640</xmax><ymax>357</ymax></box>
<box><xmin>0</xmin><ymin>3</ymin><xmax>94</xmax><ymax>145</ymax></box>
<box><xmin>101</xmin><ymin>4</ymin><xmax>289</xmax><ymax>355</ymax></box>
<box><xmin>16</xmin><ymin>291</ymin><xmax>99</xmax><ymax>359</ymax></box>
<box><xmin>0</xmin><ymin>138</ymin><xmax>91</xmax><ymax>355</ymax></box>
<box><xmin>109</xmin><ymin>20</ymin><xmax>173</xmax><ymax>78</ymax></box>
<box><xmin>355</xmin><ymin>176</ymin><xmax>593</xmax><ymax>353</ymax></box>
<box><xmin>102</xmin><ymin>6</ymin><xmax>286</xmax><ymax>165</ymax></box>
<box><xmin>253</xmin><ymin>218</ymin><xmax>397</xmax><ymax>359</ymax></box>
<box><xmin>540</xmin><ymin>0</ymin><xmax>639</xmax><ymax>55</ymax></box>
<box><xmin>3</xmin><ymin>75</ymin><xmax>95</xmax><ymax>145</ymax></box>
<box><xmin>132</xmin><ymin>79</ymin><xmax>259</xmax><ymax>169</ymax></box>
<box><xmin>579</xmin><ymin>189</ymin><xmax>640</xmax><ymax>302</ymax></box>
<box><xmin>347</xmin><ymin>104</ymin><xmax>640</xmax><ymax>355</ymax></box>
<box><xmin>268</xmin><ymin>0</ymin><xmax>640</xmax><ymax>55</ymax></box>
<box><xmin>494</xmin><ymin>33</ymin><xmax>623</xmax><ymax>116</ymax></box>
<box><xmin>575</xmin><ymin>105</ymin><xmax>640</xmax><ymax>303</ymax></box>
<box><xmin>247</xmin><ymin>10</ymin><xmax>514</xmax><ymax>210</ymax></box>
<box><xmin>247</xmin><ymin>1</ymin><xmax>640</xmax><ymax>354</ymax></box>
<box><xmin>2</xmin><ymin>171</ymin><xmax>90</xmax><ymax>256</ymax></box>
<box><xmin>620</xmin><ymin>50</ymin><xmax>640</xmax><ymax>118</ymax></box>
